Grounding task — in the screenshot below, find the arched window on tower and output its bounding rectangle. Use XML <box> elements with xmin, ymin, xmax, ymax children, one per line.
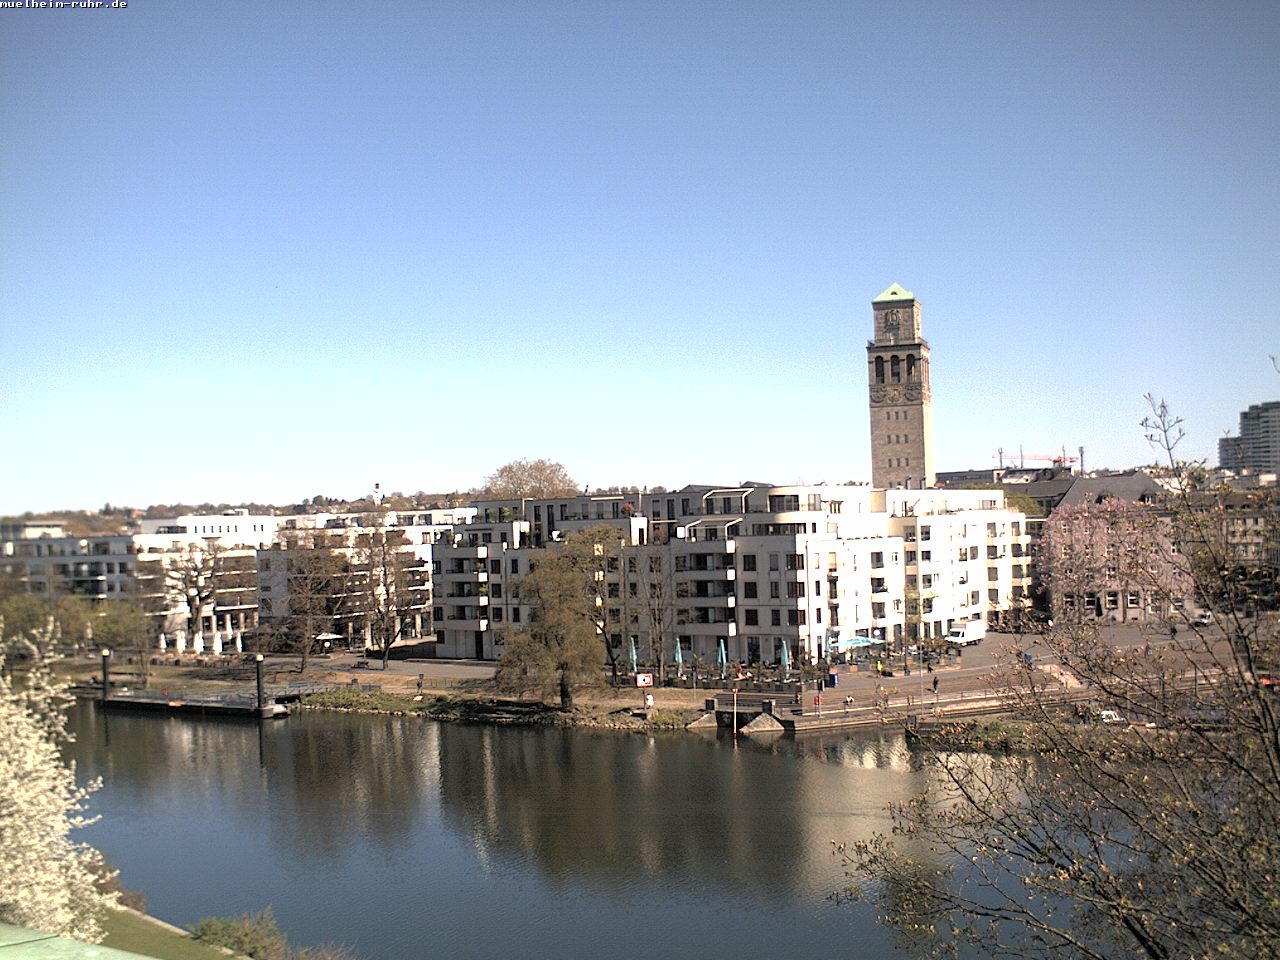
<box><xmin>891</xmin><ymin>356</ymin><xmax>901</xmax><ymax>383</ymax></box>
<box><xmin>906</xmin><ymin>354</ymin><xmax>916</xmax><ymax>380</ymax></box>
<box><xmin>874</xmin><ymin>357</ymin><xmax>885</xmax><ymax>384</ymax></box>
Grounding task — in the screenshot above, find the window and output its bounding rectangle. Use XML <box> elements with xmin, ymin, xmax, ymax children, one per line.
<box><xmin>769</xmin><ymin>582</ymin><xmax>780</xmax><ymax>599</ymax></box>
<box><xmin>771</xmin><ymin>610</ymin><xmax>781</xmax><ymax>626</ymax></box>
<box><xmin>492</xmin><ymin>608</ymin><xmax>504</xmax><ymax>622</ymax></box>
<box><xmin>512</xmin><ymin>608</ymin><xmax>522</xmax><ymax>623</ymax></box>
<box><xmin>906</xmin><ymin>550</ymin><xmax>916</xmax><ymax>564</ymax></box>
<box><xmin>769</xmin><ymin>553</ymin><xmax>780</xmax><ymax>571</ymax></box>
<box><xmin>786</xmin><ymin>582</ymin><xmax>805</xmax><ymax>598</ymax></box>
<box><xmin>490</xmin><ymin>559</ymin><xmax>501</xmax><ymax>574</ymax></box>
<box><xmin>491</xmin><ymin>584</ymin><xmax>503</xmax><ymax>599</ymax></box>
<box><xmin>788</xmin><ymin>609</ymin><xmax>805</xmax><ymax>626</ymax></box>
<box><xmin>743</xmin><ymin>581</ymin><xmax>758</xmax><ymax>599</ymax></box>
<box><xmin>742</xmin><ymin>554</ymin><xmax>757</xmax><ymax>571</ymax></box>
<box><xmin>744</xmin><ymin>610</ymin><xmax>759</xmax><ymax>626</ymax></box>
<box><xmin>785</xmin><ymin>553</ymin><xmax>804</xmax><ymax>570</ymax></box>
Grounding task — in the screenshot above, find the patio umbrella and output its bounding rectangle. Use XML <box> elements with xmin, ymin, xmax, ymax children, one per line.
<box><xmin>234</xmin><ymin>631</ymin><xmax>243</xmax><ymax>654</ymax></box>
<box><xmin>193</xmin><ymin>632</ymin><xmax>205</xmax><ymax>655</ymax></box>
<box><xmin>674</xmin><ymin>638</ymin><xmax>684</xmax><ymax>676</ymax></box>
<box><xmin>212</xmin><ymin>631</ymin><xmax>223</xmax><ymax>655</ymax></box>
<box><xmin>717</xmin><ymin>638</ymin><xmax>728</xmax><ymax>679</ymax></box>
<box><xmin>780</xmin><ymin>640</ymin><xmax>792</xmax><ymax>680</ymax></box>
<box><xmin>175</xmin><ymin>630</ymin><xmax>186</xmax><ymax>655</ymax></box>
<box><xmin>628</xmin><ymin>637</ymin><xmax>638</xmax><ymax>674</ymax></box>
<box><xmin>157</xmin><ymin>633</ymin><xmax>167</xmax><ymax>653</ymax></box>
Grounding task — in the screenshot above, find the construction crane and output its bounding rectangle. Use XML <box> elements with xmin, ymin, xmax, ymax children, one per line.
<box><xmin>994</xmin><ymin>447</ymin><xmax>1082</xmax><ymax>470</ymax></box>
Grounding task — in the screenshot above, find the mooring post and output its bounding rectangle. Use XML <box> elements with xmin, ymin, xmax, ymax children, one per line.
<box><xmin>255</xmin><ymin>653</ymin><xmax>265</xmax><ymax>716</ymax></box>
<box><xmin>100</xmin><ymin>648</ymin><xmax>111</xmax><ymax>704</ymax></box>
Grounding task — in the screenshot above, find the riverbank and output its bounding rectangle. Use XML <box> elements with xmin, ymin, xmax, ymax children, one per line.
<box><xmin>298</xmin><ymin>683</ymin><xmax>706</xmax><ymax>730</ymax></box>
<box><xmin>100</xmin><ymin>907</ymin><xmax>229</xmax><ymax>960</ymax></box>
<box><xmin>56</xmin><ymin>656</ymin><xmax>723</xmax><ymax>731</ymax></box>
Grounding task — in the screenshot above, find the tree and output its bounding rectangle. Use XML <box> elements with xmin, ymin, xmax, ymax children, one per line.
<box><xmin>836</xmin><ymin>398</ymin><xmax>1280</xmax><ymax>960</ymax></box>
<box><xmin>153</xmin><ymin>540</ymin><xmax>255</xmax><ymax>641</ymax></box>
<box><xmin>266</xmin><ymin>532</ymin><xmax>357</xmax><ymax>673</ymax></box>
<box><xmin>633</xmin><ymin>545</ymin><xmax>678</xmax><ymax>682</ymax></box>
<box><xmin>0</xmin><ymin>594</ymin><xmax>93</xmax><ymax>655</ymax></box>
<box><xmin>348</xmin><ymin>520</ymin><xmax>425</xmax><ymax>669</ymax></box>
<box><xmin>0</xmin><ymin>619</ymin><xmax>117</xmax><ymax>941</ymax></box>
<box><xmin>495</xmin><ymin>539</ymin><xmax>604</xmax><ymax>709</ymax></box>
<box><xmin>93</xmin><ymin>601</ymin><xmax>151</xmax><ymax>689</ymax></box>
<box><xmin>474</xmin><ymin>458</ymin><xmax>579</xmax><ymax>500</ymax></box>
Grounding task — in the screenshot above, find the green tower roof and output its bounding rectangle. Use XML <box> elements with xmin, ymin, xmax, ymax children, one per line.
<box><xmin>872</xmin><ymin>283</ymin><xmax>914</xmax><ymax>303</ymax></box>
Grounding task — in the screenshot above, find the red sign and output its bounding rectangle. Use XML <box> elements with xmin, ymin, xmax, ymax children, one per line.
<box><xmin>636</xmin><ymin>673</ymin><xmax>654</xmax><ymax>688</ymax></box>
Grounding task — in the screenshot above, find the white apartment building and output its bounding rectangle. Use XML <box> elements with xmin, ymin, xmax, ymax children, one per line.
<box><xmin>425</xmin><ymin>483</ymin><xmax>1030</xmax><ymax>666</ymax></box>
<box><xmin>884</xmin><ymin>489</ymin><xmax>1032</xmax><ymax>640</ymax></box>
<box><xmin>256</xmin><ymin>512</ymin><xmax>443</xmax><ymax>649</ymax></box>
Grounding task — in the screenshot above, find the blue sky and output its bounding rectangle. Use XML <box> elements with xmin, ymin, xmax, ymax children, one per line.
<box><xmin>2</xmin><ymin>1</ymin><xmax>1277</xmax><ymax>513</ymax></box>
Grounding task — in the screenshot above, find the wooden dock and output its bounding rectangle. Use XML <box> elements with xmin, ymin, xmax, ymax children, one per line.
<box><xmin>97</xmin><ymin>692</ymin><xmax>288</xmax><ymax>719</ymax></box>
<box><xmin>707</xmin><ymin>687</ymin><xmax>1017</xmax><ymax>734</ymax></box>
<box><xmin>72</xmin><ymin>679</ymin><xmax>366</xmax><ymax>720</ymax></box>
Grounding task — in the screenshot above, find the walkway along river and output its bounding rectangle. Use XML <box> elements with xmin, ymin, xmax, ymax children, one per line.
<box><xmin>66</xmin><ymin>700</ymin><xmax>958</xmax><ymax>960</ymax></box>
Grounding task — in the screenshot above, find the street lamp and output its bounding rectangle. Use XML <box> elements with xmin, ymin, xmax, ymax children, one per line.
<box><xmin>100</xmin><ymin>648</ymin><xmax>111</xmax><ymax>704</ymax></box>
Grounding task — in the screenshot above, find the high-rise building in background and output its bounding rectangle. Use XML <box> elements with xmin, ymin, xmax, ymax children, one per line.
<box><xmin>867</xmin><ymin>283</ymin><xmax>934</xmax><ymax>489</ymax></box>
<box><xmin>1219</xmin><ymin>401</ymin><xmax>1280</xmax><ymax>474</ymax></box>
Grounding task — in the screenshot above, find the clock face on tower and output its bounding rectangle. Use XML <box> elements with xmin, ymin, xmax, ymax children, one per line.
<box><xmin>883</xmin><ymin>309</ymin><xmax>900</xmax><ymax>334</ymax></box>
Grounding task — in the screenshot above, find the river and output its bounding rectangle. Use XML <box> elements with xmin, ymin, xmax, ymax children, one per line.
<box><xmin>67</xmin><ymin>702</ymin><xmax>935</xmax><ymax>960</ymax></box>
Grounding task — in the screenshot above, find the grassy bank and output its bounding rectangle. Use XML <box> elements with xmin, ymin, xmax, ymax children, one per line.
<box><xmin>100</xmin><ymin>908</ymin><xmax>230</xmax><ymax>960</ymax></box>
<box><xmin>300</xmin><ymin>686</ymin><xmax>704</xmax><ymax>730</ymax></box>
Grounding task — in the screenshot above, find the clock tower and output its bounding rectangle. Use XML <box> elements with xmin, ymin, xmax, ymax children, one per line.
<box><xmin>868</xmin><ymin>283</ymin><xmax>934</xmax><ymax>489</ymax></box>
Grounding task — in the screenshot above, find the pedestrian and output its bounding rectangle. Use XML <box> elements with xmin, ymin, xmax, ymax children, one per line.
<box><xmin>416</xmin><ymin>673</ymin><xmax>424</xmax><ymax>696</ymax></box>
<box><xmin>931</xmin><ymin>676</ymin><xmax>939</xmax><ymax>695</ymax></box>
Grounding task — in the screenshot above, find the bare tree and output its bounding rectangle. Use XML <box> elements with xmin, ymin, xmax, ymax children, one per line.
<box><xmin>156</xmin><ymin>540</ymin><xmax>255</xmax><ymax>643</ymax></box>
<box><xmin>635</xmin><ymin>545</ymin><xmax>678</xmax><ymax>683</ymax></box>
<box><xmin>836</xmin><ymin>398</ymin><xmax>1280</xmax><ymax>960</ymax></box>
<box><xmin>268</xmin><ymin>531</ymin><xmax>356</xmax><ymax>673</ymax></box>
<box><xmin>348</xmin><ymin>520</ymin><xmax>425</xmax><ymax>669</ymax></box>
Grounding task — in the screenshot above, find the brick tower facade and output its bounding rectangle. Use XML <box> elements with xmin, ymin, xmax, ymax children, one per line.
<box><xmin>867</xmin><ymin>283</ymin><xmax>934</xmax><ymax>489</ymax></box>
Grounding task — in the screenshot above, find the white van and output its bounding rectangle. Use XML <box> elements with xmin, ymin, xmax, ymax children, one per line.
<box><xmin>947</xmin><ymin>620</ymin><xmax>987</xmax><ymax>646</ymax></box>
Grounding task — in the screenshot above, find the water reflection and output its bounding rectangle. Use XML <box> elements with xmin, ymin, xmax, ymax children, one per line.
<box><xmin>66</xmin><ymin>702</ymin><xmax>939</xmax><ymax>959</ymax></box>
